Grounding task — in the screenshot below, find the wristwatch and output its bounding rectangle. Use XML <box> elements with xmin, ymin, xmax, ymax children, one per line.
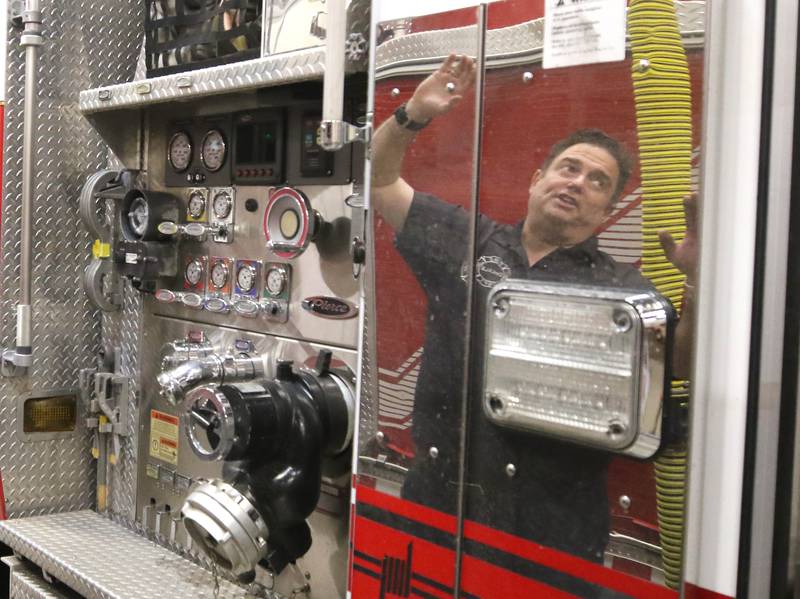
<box><xmin>394</xmin><ymin>103</ymin><xmax>430</xmax><ymax>131</ymax></box>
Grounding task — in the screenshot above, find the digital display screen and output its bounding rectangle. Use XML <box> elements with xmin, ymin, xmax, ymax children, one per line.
<box><xmin>258</xmin><ymin>123</ymin><xmax>278</xmax><ymax>163</ymax></box>
<box><xmin>235</xmin><ymin>123</ymin><xmax>256</xmax><ymax>164</ymax></box>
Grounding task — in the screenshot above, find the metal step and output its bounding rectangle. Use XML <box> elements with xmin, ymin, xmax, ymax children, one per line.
<box><xmin>0</xmin><ymin>511</ymin><xmax>253</xmax><ymax>598</ymax></box>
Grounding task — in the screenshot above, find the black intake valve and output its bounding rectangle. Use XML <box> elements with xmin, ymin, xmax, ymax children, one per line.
<box><xmin>180</xmin><ymin>350</ymin><xmax>354</xmax><ymax>581</ymax></box>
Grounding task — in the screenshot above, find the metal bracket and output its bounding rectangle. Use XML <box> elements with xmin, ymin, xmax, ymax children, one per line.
<box><xmin>318</xmin><ymin>119</ymin><xmax>371</xmax><ymax>151</ymax></box>
<box><xmin>9</xmin><ymin>1</ymin><xmax>25</xmax><ymax>28</ymax></box>
<box><xmin>1</xmin><ymin>349</ymin><xmax>28</xmax><ymax>377</ymax></box>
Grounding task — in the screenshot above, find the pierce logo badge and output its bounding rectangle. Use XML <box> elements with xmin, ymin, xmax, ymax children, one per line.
<box><xmin>301</xmin><ymin>296</ymin><xmax>358</xmax><ymax>319</ymax></box>
<box><xmin>461</xmin><ymin>255</ymin><xmax>512</xmax><ymax>288</ymax></box>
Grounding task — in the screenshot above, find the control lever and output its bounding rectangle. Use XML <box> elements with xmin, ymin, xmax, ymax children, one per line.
<box><xmin>157</xmin><ymin>221</ymin><xmax>227</xmax><ymax>242</ymax></box>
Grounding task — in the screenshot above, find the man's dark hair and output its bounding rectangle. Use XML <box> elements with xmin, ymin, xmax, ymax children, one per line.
<box><xmin>540</xmin><ymin>129</ymin><xmax>633</xmax><ymax>204</ymax></box>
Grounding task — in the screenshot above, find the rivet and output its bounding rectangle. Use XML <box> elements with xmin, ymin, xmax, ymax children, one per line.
<box><xmin>505</xmin><ymin>463</ymin><xmax>516</xmax><ymax>478</ymax></box>
<box><xmin>429</xmin><ymin>446</ymin><xmax>439</xmax><ymax>459</ymax></box>
<box><xmin>522</xmin><ymin>71</ymin><xmax>534</xmax><ymax>83</ymax></box>
<box><xmin>619</xmin><ymin>495</ymin><xmax>632</xmax><ymax>510</ymax></box>
<box><xmin>390</xmin><ymin>88</ymin><xmax>400</xmax><ymax>98</ymax></box>
<box><xmin>636</xmin><ymin>58</ymin><xmax>650</xmax><ymax>73</ymax></box>
<box><xmin>376</xmin><ymin>431</ymin><xmax>385</xmax><ymax>443</ymax></box>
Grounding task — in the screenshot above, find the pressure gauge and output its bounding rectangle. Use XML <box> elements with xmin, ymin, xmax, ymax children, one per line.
<box><xmin>265</xmin><ymin>265</ymin><xmax>287</xmax><ymax>297</ymax></box>
<box><xmin>187</xmin><ymin>191</ymin><xmax>206</xmax><ymax>219</ymax></box>
<box><xmin>201</xmin><ymin>129</ymin><xmax>227</xmax><ymax>172</ymax></box>
<box><xmin>185</xmin><ymin>259</ymin><xmax>204</xmax><ymax>286</ymax></box>
<box><xmin>168</xmin><ymin>132</ymin><xmax>192</xmax><ymax>173</ymax></box>
<box><xmin>212</xmin><ymin>191</ymin><xmax>232</xmax><ymax>219</ymax></box>
<box><xmin>210</xmin><ymin>261</ymin><xmax>229</xmax><ymax>290</ymax></box>
<box><xmin>237</xmin><ymin>263</ymin><xmax>257</xmax><ymax>293</ymax></box>
<box><xmin>127</xmin><ymin>196</ymin><xmax>149</xmax><ymax>238</ymax></box>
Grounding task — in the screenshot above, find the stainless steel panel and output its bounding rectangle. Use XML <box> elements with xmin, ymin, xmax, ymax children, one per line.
<box><xmin>136</xmin><ymin>316</ymin><xmax>355</xmax><ymax>599</ymax></box>
<box><xmin>151</xmin><ymin>184</ymin><xmax>359</xmax><ymax>348</ymax></box>
<box><xmin>0</xmin><ymin>0</ymin><xmax>140</xmax><ymax>517</ymax></box>
<box><xmin>0</xmin><ymin>511</ymin><xmax>255</xmax><ymax>598</ymax></box>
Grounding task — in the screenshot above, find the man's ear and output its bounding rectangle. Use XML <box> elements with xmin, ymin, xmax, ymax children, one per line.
<box><xmin>529</xmin><ymin>169</ymin><xmax>542</xmax><ymax>188</ymax></box>
<box><xmin>604</xmin><ymin>198</ymin><xmax>616</xmax><ymax>215</ymax></box>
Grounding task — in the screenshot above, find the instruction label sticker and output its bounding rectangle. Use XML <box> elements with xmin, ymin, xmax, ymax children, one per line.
<box><xmin>149</xmin><ymin>410</ymin><xmax>179</xmax><ymax>465</ymax></box>
<box><xmin>543</xmin><ymin>0</ymin><xmax>626</xmax><ymax>69</ymax></box>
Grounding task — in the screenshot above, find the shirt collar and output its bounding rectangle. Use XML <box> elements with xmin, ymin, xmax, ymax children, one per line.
<box><xmin>497</xmin><ymin>221</ymin><xmax>600</xmax><ymax>266</ymax></box>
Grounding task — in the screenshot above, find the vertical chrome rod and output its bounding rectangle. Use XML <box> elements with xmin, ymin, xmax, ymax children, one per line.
<box><xmin>5</xmin><ymin>0</ymin><xmax>42</xmax><ymax>373</ymax></box>
<box><xmin>18</xmin><ymin>40</ymin><xmax>37</xmax><ymax>346</ymax></box>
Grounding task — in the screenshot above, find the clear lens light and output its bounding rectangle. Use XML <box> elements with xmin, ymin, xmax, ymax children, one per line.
<box><xmin>483</xmin><ymin>281</ymin><xmax>673</xmax><ymax>457</ymax></box>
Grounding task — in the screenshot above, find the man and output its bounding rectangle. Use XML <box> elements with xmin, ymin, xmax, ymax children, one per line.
<box><xmin>371</xmin><ymin>54</ymin><xmax>696</xmax><ymax>566</ymax></box>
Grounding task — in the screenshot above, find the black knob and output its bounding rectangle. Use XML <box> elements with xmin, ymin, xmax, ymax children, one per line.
<box><xmin>245</xmin><ymin>198</ymin><xmax>258</xmax><ymax>212</ymax></box>
<box><xmin>351</xmin><ymin>237</ymin><xmax>366</xmax><ymax>265</ymax></box>
<box><xmin>276</xmin><ymin>360</ymin><xmax>293</xmax><ymax>380</ymax></box>
<box><xmin>314</xmin><ymin>349</ymin><xmax>332</xmax><ymax>376</ymax></box>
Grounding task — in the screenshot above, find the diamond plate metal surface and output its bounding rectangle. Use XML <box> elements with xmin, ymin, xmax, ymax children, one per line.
<box><xmin>0</xmin><ymin>0</ymin><xmax>141</xmax><ymax>518</ymax></box>
<box><xmin>0</xmin><ymin>511</ymin><xmax>255</xmax><ymax>599</ymax></box>
<box><xmin>102</xmin><ymin>280</ymin><xmax>144</xmax><ymax>522</ymax></box>
<box><xmin>375</xmin><ymin>1</ymin><xmax>704</xmax><ymax>77</ymax></box>
<box><xmin>79</xmin><ymin>48</ymin><xmax>327</xmax><ymax>114</ymax></box>
<box><xmin>5</xmin><ymin>556</ymin><xmax>78</xmax><ymax>599</ymax></box>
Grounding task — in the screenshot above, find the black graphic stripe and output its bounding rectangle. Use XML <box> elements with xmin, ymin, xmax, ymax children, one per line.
<box><xmin>357</xmin><ymin>503</ymin><xmax>456</xmax><ymax>550</ymax></box>
<box><xmin>357</xmin><ymin>501</ymin><xmax>635</xmax><ymax>599</ymax></box>
<box><xmin>352</xmin><ymin>561</ymin><xmax>442</xmax><ymax>599</ymax></box>
<box><xmin>354</xmin><ymin>549</ymin><xmax>461</xmax><ymax>597</ymax></box>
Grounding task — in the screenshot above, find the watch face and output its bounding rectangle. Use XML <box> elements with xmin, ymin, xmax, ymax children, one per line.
<box><xmin>265</xmin><ymin>267</ymin><xmax>286</xmax><ymax>296</ymax></box>
<box><xmin>185</xmin><ymin>260</ymin><xmax>204</xmax><ymax>286</ymax></box>
<box><xmin>210</xmin><ymin>262</ymin><xmax>229</xmax><ymax>289</ymax></box>
<box><xmin>212</xmin><ymin>191</ymin><xmax>232</xmax><ymax>219</ymax></box>
<box><xmin>237</xmin><ymin>264</ymin><xmax>256</xmax><ymax>292</ymax></box>
<box><xmin>188</xmin><ymin>192</ymin><xmax>206</xmax><ymax>219</ymax></box>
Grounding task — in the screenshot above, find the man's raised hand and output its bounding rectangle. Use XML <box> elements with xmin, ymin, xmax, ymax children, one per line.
<box><xmin>405</xmin><ymin>54</ymin><xmax>477</xmax><ymax>124</ymax></box>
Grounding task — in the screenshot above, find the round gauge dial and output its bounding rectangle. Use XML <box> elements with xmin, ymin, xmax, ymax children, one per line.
<box><xmin>127</xmin><ymin>196</ymin><xmax>149</xmax><ymax>238</ymax></box>
<box><xmin>210</xmin><ymin>262</ymin><xmax>229</xmax><ymax>289</ymax></box>
<box><xmin>265</xmin><ymin>267</ymin><xmax>286</xmax><ymax>296</ymax></box>
<box><xmin>200</xmin><ymin>129</ymin><xmax>227</xmax><ymax>172</ymax></box>
<box><xmin>236</xmin><ymin>264</ymin><xmax>257</xmax><ymax>292</ymax></box>
<box><xmin>168</xmin><ymin>132</ymin><xmax>193</xmax><ymax>173</ymax></box>
<box><xmin>187</xmin><ymin>192</ymin><xmax>206</xmax><ymax>219</ymax></box>
<box><xmin>212</xmin><ymin>191</ymin><xmax>232</xmax><ymax>219</ymax></box>
<box><xmin>185</xmin><ymin>260</ymin><xmax>204</xmax><ymax>286</ymax></box>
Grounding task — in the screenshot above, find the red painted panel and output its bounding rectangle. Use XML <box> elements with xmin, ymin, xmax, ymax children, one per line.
<box><xmin>684</xmin><ymin>583</ymin><xmax>734</xmax><ymax>599</ymax></box>
<box><xmin>350</xmin><ymin>486</ymin><xmax>678</xmax><ymax>598</ymax></box>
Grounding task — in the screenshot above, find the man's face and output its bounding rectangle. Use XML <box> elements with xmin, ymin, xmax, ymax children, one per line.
<box><xmin>526</xmin><ymin>143</ymin><xmax>620</xmax><ymax>245</ymax></box>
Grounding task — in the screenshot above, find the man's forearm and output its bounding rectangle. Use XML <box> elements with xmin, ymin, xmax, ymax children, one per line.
<box><xmin>371</xmin><ymin>115</ymin><xmax>418</xmax><ymax>187</ymax></box>
<box><xmin>672</xmin><ymin>284</ymin><xmax>695</xmax><ymax>380</ymax></box>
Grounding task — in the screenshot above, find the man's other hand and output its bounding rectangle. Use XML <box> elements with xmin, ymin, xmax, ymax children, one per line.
<box><xmin>405</xmin><ymin>54</ymin><xmax>477</xmax><ymax>123</ymax></box>
<box><xmin>659</xmin><ymin>192</ymin><xmax>698</xmax><ymax>283</ymax></box>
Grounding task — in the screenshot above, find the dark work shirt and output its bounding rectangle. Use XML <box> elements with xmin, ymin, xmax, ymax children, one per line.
<box><xmin>395</xmin><ymin>192</ymin><xmax>652</xmax><ymax>563</ymax></box>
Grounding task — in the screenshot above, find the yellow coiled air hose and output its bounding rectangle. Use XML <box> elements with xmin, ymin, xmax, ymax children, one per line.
<box><xmin>628</xmin><ymin>0</ymin><xmax>692</xmax><ymax>590</ymax></box>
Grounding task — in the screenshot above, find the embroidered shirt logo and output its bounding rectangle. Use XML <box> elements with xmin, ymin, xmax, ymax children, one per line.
<box><xmin>461</xmin><ymin>255</ymin><xmax>511</xmax><ymax>288</ymax></box>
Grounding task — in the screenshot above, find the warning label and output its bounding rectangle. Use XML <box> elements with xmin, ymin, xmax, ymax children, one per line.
<box><xmin>149</xmin><ymin>410</ymin><xmax>179</xmax><ymax>465</ymax></box>
<box><xmin>543</xmin><ymin>0</ymin><xmax>626</xmax><ymax>69</ymax></box>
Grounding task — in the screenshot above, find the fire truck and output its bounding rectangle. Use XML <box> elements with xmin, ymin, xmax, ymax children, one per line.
<box><xmin>0</xmin><ymin>0</ymin><xmax>794</xmax><ymax>597</ymax></box>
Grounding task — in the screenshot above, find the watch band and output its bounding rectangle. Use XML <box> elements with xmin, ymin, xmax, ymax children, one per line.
<box><xmin>394</xmin><ymin>103</ymin><xmax>430</xmax><ymax>131</ymax></box>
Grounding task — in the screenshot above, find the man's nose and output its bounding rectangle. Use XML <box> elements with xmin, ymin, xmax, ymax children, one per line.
<box><xmin>566</xmin><ymin>173</ymin><xmax>585</xmax><ymax>191</ymax></box>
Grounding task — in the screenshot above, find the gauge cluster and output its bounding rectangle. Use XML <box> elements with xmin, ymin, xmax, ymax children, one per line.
<box><xmin>165</xmin><ymin>117</ymin><xmax>232</xmax><ymax>188</ymax></box>
<box><xmin>157</xmin><ymin>254</ymin><xmax>290</xmax><ymax>323</ymax></box>
<box><xmin>165</xmin><ymin>103</ymin><xmax>354</xmax><ymax>188</ymax></box>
